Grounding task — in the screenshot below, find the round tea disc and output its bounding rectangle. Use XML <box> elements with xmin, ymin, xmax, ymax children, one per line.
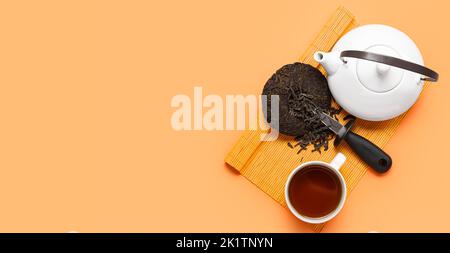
<box><xmin>262</xmin><ymin>63</ymin><xmax>331</xmax><ymax>136</ymax></box>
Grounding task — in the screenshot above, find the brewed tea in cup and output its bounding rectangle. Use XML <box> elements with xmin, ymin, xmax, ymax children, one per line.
<box><xmin>285</xmin><ymin>153</ymin><xmax>347</xmax><ymax>224</ymax></box>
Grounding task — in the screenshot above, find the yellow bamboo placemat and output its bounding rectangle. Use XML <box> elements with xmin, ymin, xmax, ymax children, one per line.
<box><xmin>225</xmin><ymin>6</ymin><xmax>418</xmax><ymax>232</ymax></box>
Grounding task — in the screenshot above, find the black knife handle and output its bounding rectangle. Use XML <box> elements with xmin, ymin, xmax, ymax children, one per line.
<box><xmin>344</xmin><ymin>131</ymin><xmax>392</xmax><ymax>173</ymax></box>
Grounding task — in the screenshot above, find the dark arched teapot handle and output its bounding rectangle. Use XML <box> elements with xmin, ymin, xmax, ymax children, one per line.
<box><xmin>340</xmin><ymin>50</ymin><xmax>439</xmax><ymax>82</ymax></box>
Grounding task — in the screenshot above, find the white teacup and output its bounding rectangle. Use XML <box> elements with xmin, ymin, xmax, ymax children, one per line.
<box><xmin>285</xmin><ymin>153</ymin><xmax>347</xmax><ymax>224</ymax></box>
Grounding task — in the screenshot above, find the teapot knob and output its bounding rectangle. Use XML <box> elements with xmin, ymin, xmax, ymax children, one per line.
<box><xmin>376</xmin><ymin>63</ymin><xmax>390</xmax><ymax>76</ymax></box>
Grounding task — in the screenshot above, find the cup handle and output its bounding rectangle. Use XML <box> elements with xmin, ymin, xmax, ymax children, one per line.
<box><xmin>330</xmin><ymin>153</ymin><xmax>346</xmax><ymax>171</ymax></box>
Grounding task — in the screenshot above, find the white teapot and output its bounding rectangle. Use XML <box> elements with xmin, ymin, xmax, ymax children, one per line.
<box><xmin>314</xmin><ymin>24</ymin><xmax>438</xmax><ymax>121</ymax></box>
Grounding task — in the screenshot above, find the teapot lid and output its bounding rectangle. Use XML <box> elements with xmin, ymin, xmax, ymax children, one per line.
<box><xmin>355</xmin><ymin>45</ymin><xmax>404</xmax><ymax>93</ymax></box>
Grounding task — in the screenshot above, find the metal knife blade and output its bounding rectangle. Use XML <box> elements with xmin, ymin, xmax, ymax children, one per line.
<box><xmin>317</xmin><ymin>111</ymin><xmax>344</xmax><ymax>135</ymax></box>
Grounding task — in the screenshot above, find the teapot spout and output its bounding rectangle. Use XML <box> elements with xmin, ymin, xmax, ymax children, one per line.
<box><xmin>314</xmin><ymin>51</ymin><xmax>343</xmax><ymax>76</ymax></box>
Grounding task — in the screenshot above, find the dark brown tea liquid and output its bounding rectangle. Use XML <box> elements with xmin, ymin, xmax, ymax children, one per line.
<box><xmin>288</xmin><ymin>165</ymin><xmax>342</xmax><ymax>218</ymax></box>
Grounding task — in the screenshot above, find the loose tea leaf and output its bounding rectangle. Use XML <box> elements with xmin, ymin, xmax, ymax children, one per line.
<box><xmin>262</xmin><ymin>62</ymin><xmax>341</xmax><ymax>153</ymax></box>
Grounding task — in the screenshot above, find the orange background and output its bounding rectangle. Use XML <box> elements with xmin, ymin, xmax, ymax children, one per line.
<box><xmin>0</xmin><ymin>0</ymin><xmax>449</xmax><ymax>232</ymax></box>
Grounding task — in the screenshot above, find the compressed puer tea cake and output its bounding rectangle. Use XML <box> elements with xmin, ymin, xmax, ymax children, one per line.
<box><xmin>262</xmin><ymin>63</ymin><xmax>341</xmax><ymax>153</ymax></box>
<box><xmin>262</xmin><ymin>63</ymin><xmax>331</xmax><ymax>136</ymax></box>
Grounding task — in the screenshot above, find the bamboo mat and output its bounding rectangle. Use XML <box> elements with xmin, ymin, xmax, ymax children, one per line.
<box><xmin>225</xmin><ymin>6</ymin><xmax>419</xmax><ymax>232</ymax></box>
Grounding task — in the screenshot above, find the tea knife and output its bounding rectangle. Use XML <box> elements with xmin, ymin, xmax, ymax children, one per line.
<box><xmin>317</xmin><ymin>111</ymin><xmax>392</xmax><ymax>173</ymax></box>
